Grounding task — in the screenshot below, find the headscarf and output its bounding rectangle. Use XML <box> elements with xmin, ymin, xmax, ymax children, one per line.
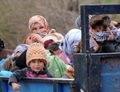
<box><xmin>75</xmin><ymin>15</ymin><xmax>81</xmax><ymax>29</ymax></box>
<box><xmin>29</xmin><ymin>15</ymin><xmax>49</xmax><ymax>33</ymax></box>
<box><xmin>59</xmin><ymin>29</ymin><xmax>82</xmax><ymax>66</ymax></box>
<box><xmin>75</xmin><ymin>15</ymin><xmax>92</xmax><ymax>29</ymax></box>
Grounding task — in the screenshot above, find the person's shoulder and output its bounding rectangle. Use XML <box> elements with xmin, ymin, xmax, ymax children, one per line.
<box><xmin>22</xmin><ymin>67</ymin><xmax>30</xmax><ymax>71</ymax></box>
<box><xmin>15</xmin><ymin>44</ymin><xmax>28</xmax><ymax>50</ymax></box>
<box><xmin>13</xmin><ymin>67</ymin><xmax>28</xmax><ymax>72</ymax></box>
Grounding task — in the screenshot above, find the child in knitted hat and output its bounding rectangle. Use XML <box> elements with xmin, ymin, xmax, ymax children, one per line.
<box><xmin>11</xmin><ymin>33</ymin><xmax>43</xmax><ymax>59</ymax></box>
<box><xmin>8</xmin><ymin>43</ymin><xmax>53</xmax><ymax>91</ymax></box>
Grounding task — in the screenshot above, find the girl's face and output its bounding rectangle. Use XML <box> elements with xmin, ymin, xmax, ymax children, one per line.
<box><xmin>29</xmin><ymin>59</ymin><xmax>45</xmax><ymax>73</ymax></box>
<box><xmin>31</xmin><ymin>23</ymin><xmax>48</xmax><ymax>37</ymax></box>
<box><xmin>53</xmin><ymin>49</ymin><xmax>61</xmax><ymax>55</ymax></box>
<box><xmin>25</xmin><ymin>34</ymin><xmax>40</xmax><ymax>45</ymax></box>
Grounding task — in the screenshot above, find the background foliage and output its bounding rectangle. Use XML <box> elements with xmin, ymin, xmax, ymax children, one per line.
<box><xmin>0</xmin><ymin>0</ymin><xmax>120</xmax><ymax>49</ymax></box>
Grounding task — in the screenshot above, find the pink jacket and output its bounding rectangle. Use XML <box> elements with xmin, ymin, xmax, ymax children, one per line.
<box><xmin>57</xmin><ymin>51</ymin><xmax>68</xmax><ymax>64</ymax></box>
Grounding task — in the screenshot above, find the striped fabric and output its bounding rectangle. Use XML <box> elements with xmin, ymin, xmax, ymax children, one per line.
<box><xmin>93</xmin><ymin>31</ymin><xmax>110</xmax><ymax>42</ymax></box>
<box><xmin>112</xmin><ymin>25</ymin><xmax>120</xmax><ymax>42</ymax></box>
<box><xmin>93</xmin><ymin>25</ymin><xmax>120</xmax><ymax>42</ymax></box>
<box><xmin>90</xmin><ymin>25</ymin><xmax>120</xmax><ymax>48</ymax></box>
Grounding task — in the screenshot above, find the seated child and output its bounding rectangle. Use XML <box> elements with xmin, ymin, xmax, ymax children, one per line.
<box><xmin>89</xmin><ymin>15</ymin><xmax>120</xmax><ymax>53</ymax></box>
<box><xmin>43</xmin><ymin>29</ymin><xmax>64</xmax><ymax>42</ymax></box>
<box><xmin>8</xmin><ymin>43</ymin><xmax>54</xmax><ymax>91</ymax></box>
<box><xmin>12</xmin><ymin>33</ymin><xmax>43</xmax><ymax>58</ymax></box>
<box><xmin>1</xmin><ymin>33</ymin><xmax>44</xmax><ymax>72</ymax></box>
<box><xmin>43</xmin><ymin>29</ymin><xmax>64</xmax><ymax>49</ymax></box>
<box><xmin>47</xmin><ymin>42</ymin><xmax>61</xmax><ymax>55</ymax></box>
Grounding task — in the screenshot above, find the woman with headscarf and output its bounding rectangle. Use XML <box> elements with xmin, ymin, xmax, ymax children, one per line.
<box><xmin>28</xmin><ymin>15</ymin><xmax>64</xmax><ymax>48</ymax></box>
<box><xmin>58</xmin><ymin>29</ymin><xmax>82</xmax><ymax>66</ymax></box>
<box><xmin>15</xmin><ymin>15</ymin><xmax>50</xmax><ymax>54</ymax></box>
<box><xmin>28</xmin><ymin>15</ymin><xmax>49</xmax><ymax>37</ymax></box>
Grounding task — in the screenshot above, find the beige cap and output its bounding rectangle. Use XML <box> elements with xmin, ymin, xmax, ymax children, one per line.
<box><xmin>26</xmin><ymin>43</ymin><xmax>47</xmax><ymax>66</ymax></box>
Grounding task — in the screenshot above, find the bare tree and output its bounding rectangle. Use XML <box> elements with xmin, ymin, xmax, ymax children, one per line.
<box><xmin>67</xmin><ymin>0</ymin><xmax>79</xmax><ymax>13</ymax></box>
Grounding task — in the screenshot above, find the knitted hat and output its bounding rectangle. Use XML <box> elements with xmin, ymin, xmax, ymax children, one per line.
<box><xmin>26</xmin><ymin>43</ymin><xmax>47</xmax><ymax>66</ymax></box>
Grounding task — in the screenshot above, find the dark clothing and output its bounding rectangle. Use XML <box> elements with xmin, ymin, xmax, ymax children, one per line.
<box><xmin>8</xmin><ymin>67</ymin><xmax>54</xmax><ymax>85</ymax></box>
<box><xmin>90</xmin><ymin>40</ymin><xmax>120</xmax><ymax>53</ymax></box>
<box><xmin>15</xmin><ymin>50</ymin><xmax>27</xmax><ymax>69</ymax></box>
<box><xmin>0</xmin><ymin>38</ymin><xmax>4</xmax><ymax>50</ymax></box>
<box><xmin>102</xmin><ymin>40</ymin><xmax>120</xmax><ymax>52</ymax></box>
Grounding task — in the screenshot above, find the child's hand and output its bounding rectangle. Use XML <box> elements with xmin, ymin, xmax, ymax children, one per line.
<box><xmin>90</xmin><ymin>36</ymin><xmax>100</xmax><ymax>52</ymax></box>
<box><xmin>107</xmin><ymin>31</ymin><xmax>114</xmax><ymax>40</ymax></box>
<box><xmin>30</xmin><ymin>33</ymin><xmax>44</xmax><ymax>43</ymax></box>
<box><xmin>89</xmin><ymin>30</ymin><xmax>93</xmax><ymax>37</ymax></box>
<box><xmin>11</xmin><ymin>82</ymin><xmax>20</xmax><ymax>91</ymax></box>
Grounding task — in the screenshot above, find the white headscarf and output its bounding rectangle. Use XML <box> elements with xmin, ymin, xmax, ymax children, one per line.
<box><xmin>59</xmin><ymin>29</ymin><xmax>82</xmax><ymax>66</ymax></box>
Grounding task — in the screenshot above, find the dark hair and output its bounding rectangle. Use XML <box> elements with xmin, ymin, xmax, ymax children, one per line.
<box><xmin>0</xmin><ymin>39</ymin><xmax>4</xmax><ymax>50</ymax></box>
<box><xmin>47</xmin><ymin>42</ymin><xmax>60</xmax><ymax>54</ymax></box>
<box><xmin>115</xmin><ymin>22</ymin><xmax>120</xmax><ymax>29</ymax></box>
<box><xmin>90</xmin><ymin>15</ymin><xmax>111</xmax><ymax>31</ymax></box>
<box><xmin>102</xmin><ymin>15</ymin><xmax>111</xmax><ymax>29</ymax></box>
